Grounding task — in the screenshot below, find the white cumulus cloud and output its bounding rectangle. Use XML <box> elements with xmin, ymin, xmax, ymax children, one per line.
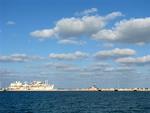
<box><xmin>116</xmin><ymin>55</ymin><xmax>150</xmax><ymax>65</ymax></box>
<box><xmin>30</xmin><ymin>8</ymin><xmax>123</xmax><ymax>43</ymax></box>
<box><xmin>49</xmin><ymin>51</ymin><xmax>88</xmax><ymax>60</ymax></box>
<box><xmin>58</xmin><ymin>39</ymin><xmax>86</xmax><ymax>45</ymax></box>
<box><xmin>0</xmin><ymin>54</ymin><xmax>44</xmax><ymax>62</ymax></box>
<box><xmin>94</xmin><ymin>48</ymin><xmax>136</xmax><ymax>60</ymax></box>
<box><xmin>92</xmin><ymin>17</ymin><xmax>150</xmax><ymax>44</ymax></box>
<box><xmin>30</xmin><ymin>28</ymin><xmax>57</xmax><ymax>39</ymax></box>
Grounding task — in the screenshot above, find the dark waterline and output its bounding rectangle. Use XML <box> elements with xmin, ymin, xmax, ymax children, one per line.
<box><xmin>0</xmin><ymin>91</ymin><xmax>150</xmax><ymax>113</ymax></box>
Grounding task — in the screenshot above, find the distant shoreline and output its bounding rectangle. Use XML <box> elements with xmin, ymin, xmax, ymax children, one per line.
<box><xmin>1</xmin><ymin>88</ymin><xmax>150</xmax><ymax>92</ymax></box>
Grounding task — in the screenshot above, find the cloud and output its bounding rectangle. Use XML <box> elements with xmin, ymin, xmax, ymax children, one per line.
<box><xmin>45</xmin><ymin>62</ymin><xmax>109</xmax><ymax>74</ymax></box>
<box><xmin>30</xmin><ymin>9</ymin><xmax>123</xmax><ymax>43</ymax></box>
<box><xmin>30</xmin><ymin>28</ymin><xmax>57</xmax><ymax>39</ymax></box>
<box><xmin>104</xmin><ymin>66</ymin><xmax>134</xmax><ymax>72</ymax></box>
<box><xmin>92</xmin><ymin>17</ymin><xmax>150</xmax><ymax>44</ymax></box>
<box><xmin>103</xmin><ymin>12</ymin><xmax>123</xmax><ymax>21</ymax></box>
<box><xmin>84</xmin><ymin>62</ymin><xmax>111</xmax><ymax>72</ymax></box>
<box><xmin>57</xmin><ymin>39</ymin><xmax>86</xmax><ymax>45</ymax></box>
<box><xmin>6</xmin><ymin>21</ymin><xmax>16</xmax><ymax>25</ymax></box>
<box><xmin>75</xmin><ymin>8</ymin><xmax>98</xmax><ymax>16</ymax></box>
<box><xmin>45</xmin><ymin>62</ymin><xmax>80</xmax><ymax>72</ymax></box>
<box><xmin>116</xmin><ymin>55</ymin><xmax>150</xmax><ymax>65</ymax></box>
<box><xmin>94</xmin><ymin>48</ymin><xmax>136</xmax><ymax>60</ymax></box>
<box><xmin>0</xmin><ymin>54</ymin><xmax>44</xmax><ymax>63</ymax></box>
<box><xmin>45</xmin><ymin>61</ymin><xmax>135</xmax><ymax>76</ymax></box>
<box><xmin>49</xmin><ymin>51</ymin><xmax>88</xmax><ymax>60</ymax></box>
<box><xmin>55</xmin><ymin>16</ymin><xmax>105</xmax><ymax>38</ymax></box>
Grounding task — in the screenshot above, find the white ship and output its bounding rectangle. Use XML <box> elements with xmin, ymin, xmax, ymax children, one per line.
<box><xmin>8</xmin><ymin>81</ymin><xmax>54</xmax><ymax>91</ymax></box>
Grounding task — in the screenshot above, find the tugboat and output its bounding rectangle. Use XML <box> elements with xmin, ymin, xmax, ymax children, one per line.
<box><xmin>88</xmin><ymin>85</ymin><xmax>98</xmax><ymax>91</ymax></box>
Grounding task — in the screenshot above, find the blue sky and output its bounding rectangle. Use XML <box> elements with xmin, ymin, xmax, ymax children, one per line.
<box><xmin>0</xmin><ymin>0</ymin><xmax>150</xmax><ymax>88</ymax></box>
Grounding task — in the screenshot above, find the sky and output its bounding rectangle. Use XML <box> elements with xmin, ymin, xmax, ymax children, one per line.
<box><xmin>0</xmin><ymin>0</ymin><xmax>150</xmax><ymax>88</ymax></box>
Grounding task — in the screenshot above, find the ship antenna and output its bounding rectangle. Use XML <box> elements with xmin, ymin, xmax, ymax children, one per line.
<box><xmin>45</xmin><ymin>80</ymin><xmax>48</xmax><ymax>85</ymax></box>
<box><xmin>93</xmin><ymin>82</ymin><xmax>97</xmax><ymax>88</ymax></box>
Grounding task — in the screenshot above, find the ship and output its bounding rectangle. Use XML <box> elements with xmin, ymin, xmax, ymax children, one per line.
<box><xmin>7</xmin><ymin>81</ymin><xmax>54</xmax><ymax>91</ymax></box>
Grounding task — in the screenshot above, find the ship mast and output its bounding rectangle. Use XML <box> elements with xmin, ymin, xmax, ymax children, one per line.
<box><xmin>45</xmin><ymin>80</ymin><xmax>48</xmax><ymax>85</ymax></box>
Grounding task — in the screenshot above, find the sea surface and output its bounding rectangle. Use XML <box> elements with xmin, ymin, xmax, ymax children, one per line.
<box><xmin>0</xmin><ymin>91</ymin><xmax>150</xmax><ymax>113</ymax></box>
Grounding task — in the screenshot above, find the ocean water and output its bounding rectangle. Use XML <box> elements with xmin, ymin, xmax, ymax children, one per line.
<box><xmin>0</xmin><ymin>92</ymin><xmax>150</xmax><ymax>113</ymax></box>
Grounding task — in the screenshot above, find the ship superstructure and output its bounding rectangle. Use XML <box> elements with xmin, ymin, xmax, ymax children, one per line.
<box><xmin>8</xmin><ymin>81</ymin><xmax>54</xmax><ymax>91</ymax></box>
